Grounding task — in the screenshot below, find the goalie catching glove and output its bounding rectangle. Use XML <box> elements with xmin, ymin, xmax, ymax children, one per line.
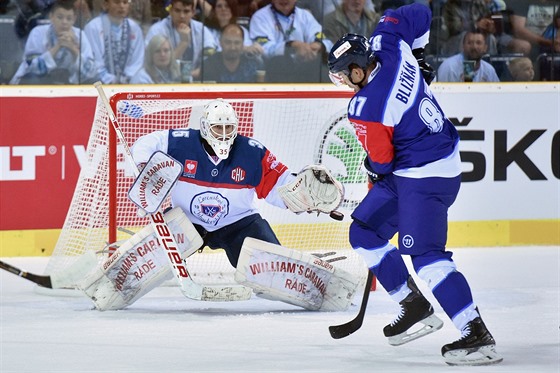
<box><xmin>278</xmin><ymin>165</ymin><xmax>344</xmax><ymax>215</ymax></box>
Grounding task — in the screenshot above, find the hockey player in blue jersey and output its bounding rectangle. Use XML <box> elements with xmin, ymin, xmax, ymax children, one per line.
<box><xmin>327</xmin><ymin>4</ymin><xmax>502</xmax><ymax>366</ymax></box>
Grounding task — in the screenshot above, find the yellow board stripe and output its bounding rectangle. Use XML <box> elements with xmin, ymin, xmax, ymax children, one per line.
<box><xmin>0</xmin><ymin>219</ymin><xmax>558</xmax><ymax>257</ymax></box>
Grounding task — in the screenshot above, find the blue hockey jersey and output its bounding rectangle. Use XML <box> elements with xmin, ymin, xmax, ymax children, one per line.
<box><xmin>132</xmin><ymin>129</ymin><xmax>293</xmax><ymax>232</ymax></box>
<box><xmin>350</xmin><ymin>4</ymin><xmax>461</xmax><ymax>179</ymax></box>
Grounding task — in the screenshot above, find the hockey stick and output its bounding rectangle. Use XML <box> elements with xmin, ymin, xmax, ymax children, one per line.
<box><xmin>0</xmin><ymin>260</ymin><xmax>52</xmax><ymax>288</ymax></box>
<box><xmin>94</xmin><ymin>82</ymin><xmax>251</xmax><ymax>302</ymax></box>
<box><xmin>329</xmin><ymin>270</ymin><xmax>374</xmax><ymax>339</ymax></box>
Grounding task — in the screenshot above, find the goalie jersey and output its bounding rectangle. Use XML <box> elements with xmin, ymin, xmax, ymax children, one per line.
<box><xmin>353</xmin><ymin>4</ymin><xmax>461</xmax><ymax>179</ymax></box>
<box><xmin>132</xmin><ymin>129</ymin><xmax>293</xmax><ymax>232</ymax></box>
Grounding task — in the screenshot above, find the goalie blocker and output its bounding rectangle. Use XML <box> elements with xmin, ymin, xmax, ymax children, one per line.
<box><xmin>235</xmin><ymin>238</ymin><xmax>368</xmax><ymax>311</ymax></box>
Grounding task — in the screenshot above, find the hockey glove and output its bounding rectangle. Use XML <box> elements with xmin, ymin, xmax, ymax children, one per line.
<box><xmin>412</xmin><ymin>48</ymin><xmax>435</xmax><ymax>86</ymax></box>
<box><xmin>363</xmin><ymin>157</ymin><xmax>383</xmax><ymax>184</ymax></box>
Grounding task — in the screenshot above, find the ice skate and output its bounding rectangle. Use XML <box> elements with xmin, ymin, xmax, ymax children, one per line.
<box><xmin>442</xmin><ymin>317</ymin><xmax>503</xmax><ymax>366</ymax></box>
<box><xmin>383</xmin><ymin>276</ymin><xmax>443</xmax><ymax>346</ymax></box>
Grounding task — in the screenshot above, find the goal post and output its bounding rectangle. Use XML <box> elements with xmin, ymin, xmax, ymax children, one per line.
<box><xmin>46</xmin><ymin>90</ymin><xmax>373</xmax><ymax>289</ymax></box>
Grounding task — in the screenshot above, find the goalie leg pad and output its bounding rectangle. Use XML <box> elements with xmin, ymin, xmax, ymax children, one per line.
<box><xmin>234</xmin><ymin>238</ymin><xmax>367</xmax><ymax>311</ymax></box>
<box><xmin>79</xmin><ymin>207</ymin><xmax>203</xmax><ymax>310</ymax></box>
<box><xmin>278</xmin><ymin>165</ymin><xmax>344</xmax><ymax>214</ymax></box>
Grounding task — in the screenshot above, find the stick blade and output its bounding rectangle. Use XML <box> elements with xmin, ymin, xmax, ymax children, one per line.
<box><xmin>25</xmin><ymin>272</ymin><xmax>53</xmax><ymax>288</ymax></box>
<box><xmin>0</xmin><ymin>260</ymin><xmax>53</xmax><ymax>288</ymax></box>
<box><xmin>329</xmin><ymin>317</ymin><xmax>365</xmax><ymax>339</ymax></box>
<box><xmin>328</xmin><ymin>271</ymin><xmax>374</xmax><ymax>339</ymax></box>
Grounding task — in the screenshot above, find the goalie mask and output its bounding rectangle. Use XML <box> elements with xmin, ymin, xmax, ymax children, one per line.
<box><xmin>200</xmin><ymin>99</ymin><xmax>239</xmax><ymax>159</ymax></box>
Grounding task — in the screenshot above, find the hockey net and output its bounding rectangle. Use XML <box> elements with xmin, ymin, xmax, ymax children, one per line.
<box><xmin>45</xmin><ymin>90</ymin><xmax>372</xmax><ymax>288</ymax></box>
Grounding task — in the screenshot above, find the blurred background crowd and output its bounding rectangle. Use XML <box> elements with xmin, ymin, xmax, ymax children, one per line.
<box><xmin>0</xmin><ymin>0</ymin><xmax>558</xmax><ymax>84</ymax></box>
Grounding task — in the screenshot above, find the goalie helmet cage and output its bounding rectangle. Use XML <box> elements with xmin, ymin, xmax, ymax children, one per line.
<box><xmin>46</xmin><ymin>90</ymin><xmax>373</xmax><ymax>287</ymax></box>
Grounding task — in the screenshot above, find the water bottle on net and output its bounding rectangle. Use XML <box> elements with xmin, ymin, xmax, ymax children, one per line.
<box><xmin>117</xmin><ymin>101</ymin><xmax>144</xmax><ymax>119</ymax></box>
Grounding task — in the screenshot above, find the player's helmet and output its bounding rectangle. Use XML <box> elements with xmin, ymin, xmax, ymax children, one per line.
<box><xmin>200</xmin><ymin>99</ymin><xmax>238</xmax><ymax>160</ymax></box>
<box><xmin>328</xmin><ymin>33</ymin><xmax>376</xmax><ymax>84</ymax></box>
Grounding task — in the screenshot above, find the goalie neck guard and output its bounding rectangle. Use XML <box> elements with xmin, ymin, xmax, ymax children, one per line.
<box><xmin>200</xmin><ymin>99</ymin><xmax>238</xmax><ymax>160</ymax></box>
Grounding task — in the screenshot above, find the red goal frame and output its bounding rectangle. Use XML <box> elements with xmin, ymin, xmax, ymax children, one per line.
<box><xmin>107</xmin><ymin>90</ymin><xmax>354</xmax><ymax>244</ymax></box>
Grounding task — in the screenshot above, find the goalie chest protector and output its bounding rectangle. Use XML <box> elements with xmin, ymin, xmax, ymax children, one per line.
<box><xmin>166</xmin><ymin>129</ymin><xmax>287</xmax><ymax>189</ymax></box>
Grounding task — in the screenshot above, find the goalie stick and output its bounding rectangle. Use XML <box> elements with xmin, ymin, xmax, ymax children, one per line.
<box><xmin>0</xmin><ymin>260</ymin><xmax>52</xmax><ymax>288</ymax></box>
<box><xmin>329</xmin><ymin>271</ymin><xmax>374</xmax><ymax>339</ymax></box>
<box><xmin>94</xmin><ymin>82</ymin><xmax>250</xmax><ymax>302</ymax></box>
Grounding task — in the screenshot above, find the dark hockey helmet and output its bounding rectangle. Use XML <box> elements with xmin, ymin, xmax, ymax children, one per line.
<box><xmin>328</xmin><ymin>33</ymin><xmax>376</xmax><ymax>76</ymax></box>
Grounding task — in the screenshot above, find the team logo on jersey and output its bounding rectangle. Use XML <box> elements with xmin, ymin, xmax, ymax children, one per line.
<box><xmin>315</xmin><ymin>111</ymin><xmax>368</xmax><ymax>210</ymax></box>
<box><xmin>183</xmin><ymin>160</ymin><xmax>198</xmax><ymax>178</ymax></box>
<box><xmin>231</xmin><ymin>167</ymin><xmax>245</xmax><ymax>183</ymax></box>
<box><xmin>191</xmin><ymin>192</ymin><xmax>229</xmax><ymax>226</ymax></box>
<box><xmin>402</xmin><ymin>235</ymin><xmax>414</xmax><ymax>248</ymax></box>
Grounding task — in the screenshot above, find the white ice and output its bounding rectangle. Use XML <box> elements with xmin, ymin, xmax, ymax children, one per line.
<box><xmin>1</xmin><ymin>246</ymin><xmax>559</xmax><ymax>372</ymax></box>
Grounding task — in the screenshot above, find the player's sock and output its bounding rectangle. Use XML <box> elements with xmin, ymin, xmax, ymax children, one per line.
<box><xmin>383</xmin><ymin>275</ymin><xmax>443</xmax><ymax>346</ymax></box>
<box><xmin>442</xmin><ymin>317</ymin><xmax>503</xmax><ymax>366</ymax></box>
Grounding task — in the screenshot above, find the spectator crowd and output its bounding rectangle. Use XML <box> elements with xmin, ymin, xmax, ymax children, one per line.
<box><xmin>0</xmin><ymin>0</ymin><xmax>558</xmax><ymax>84</ymax></box>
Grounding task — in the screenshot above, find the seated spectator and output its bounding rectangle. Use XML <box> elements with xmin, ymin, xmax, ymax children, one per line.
<box><xmin>249</xmin><ymin>0</ymin><xmax>333</xmax><ymax>83</ymax></box>
<box><xmin>442</xmin><ymin>0</ymin><xmax>530</xmax><ymax>56</ymax></box>
<box><xmin>438</xmin><ymin>30</ymin><xmax>500</xmax><ymax>82</ymax></box>
<box><xmin>297</xmin><ymin>0</ymin><xmax>377</xmax><ymax>24</ymax></box>
<box><xmin>202</xmin><ymin>23</ymin><xmax>264</xmax><ymax>82</ymax></box>
<box><xmin>501</xmin><ymin>56</ymin><xmax>534</xmax><ymax>81</ymax></box>
<box><xmin>130</xmin><ymin>35</ymin><xmax>181</xmax><ymax>83</ymax></box>
<box><xmin>204</xmin><ymin>0</ymin><xmax>263</xmax><ymax>57</ymax></box>
<box><xmin>84</xmin><ymin>0</ymin><xmax>144</xmax><ymax>84</ymax></box>
<box><xmin>10</xmin><ymin>0</ymin><xmax>97</xmax><ymax>84</ymax></box>
<box><xmin>508</xmin><ymin>0</ymin><xmax>558</xmax><ymax>57</ymax></box>
<box><xmin>92</xmin><ymin>0</ymin><xmax>152</xmax><ymax>34</ymax></box>
<box><xmin>146</xmin><ymin>0</ymin><xmax>218</xmax><ymax>81</ymax></box>
<box><xmin>322</xmin><ymin>0</ymin><xmax>380</xmax><ymax>44</ymax></box>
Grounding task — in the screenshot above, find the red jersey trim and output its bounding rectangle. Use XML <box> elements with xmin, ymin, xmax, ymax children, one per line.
<box><xmin>351</xmin><ymin>118</ymin><xmax>395</xmax><ymax>165</ymax></box>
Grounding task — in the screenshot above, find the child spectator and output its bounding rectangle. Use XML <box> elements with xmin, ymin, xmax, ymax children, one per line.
<box><xmin>84</xmin><ymin>0</ymin><xmax>144</xmax><ymax>84</ymax></box>
<box><xmin>92</xmin><ymin>0</ymin><xmax>152</xmax><ymax>34</ymax></box>
<box><xmin>10</xmin><ymin>0</ymin><xmax>97</xmax><ymax>84</ymax></box>
<box><xmin>504</xmin><ymin>56</ymin><xmax>535</xmax><ymax>81</ymax></box>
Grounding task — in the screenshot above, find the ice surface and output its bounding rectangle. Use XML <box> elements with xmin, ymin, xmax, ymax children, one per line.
<box><xmin>1</xmin><ymin>246</ymin><xmax>558</xmax><ymax>372</ymax></box>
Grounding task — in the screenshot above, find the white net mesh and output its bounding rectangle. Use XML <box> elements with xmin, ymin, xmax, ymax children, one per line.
<box><xmin>46</xmin><ymin>92</ymin><xmax>370</xmax><ymax>286</ymax></box>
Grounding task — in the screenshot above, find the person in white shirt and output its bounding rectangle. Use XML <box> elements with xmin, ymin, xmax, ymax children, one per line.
<box><xmin>249</xmin><ymin>0</ymin><xmax>333</xmax><ymax>82</ymax></box>
<box><xmin>438</xmin><ymin>30</ymin><xmax>500</xmax><ymax>82</ymax></box>
<box><xmin>10</xmin><ymin>0</ymin><xmax>97</xmax><ymax>84</ymax></box>
<box><xmin>84</xmin><ymin>0</ymin><xmax>145</xmax><ymax>84</ymax></box>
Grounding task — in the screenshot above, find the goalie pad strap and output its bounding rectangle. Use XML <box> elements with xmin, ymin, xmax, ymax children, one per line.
<box><xmin>235</xmin><ymin>238</ymin><xmax>366</xmax><ymax>311</ymax></box>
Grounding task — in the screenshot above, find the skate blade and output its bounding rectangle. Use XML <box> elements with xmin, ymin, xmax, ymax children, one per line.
<box><xmin>443</xmin><ymin>344</ymin><xmax>503</xmax><ymax>366</ymax></box>
<box><xmin>387</xmin><ymin>314</ymin><xmax>444</xmax><ymax>346</ymax></box>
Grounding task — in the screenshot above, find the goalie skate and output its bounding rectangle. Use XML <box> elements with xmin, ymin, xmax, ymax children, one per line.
<box><xmin>383</xmin><ymin>276</ymin><xmax>443</xmax><ymax>346</ymax></box>
<box><xmin>442</xmin><ymin>317</ymin><xmax>503</xmax><ymax>366</ymax></box>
